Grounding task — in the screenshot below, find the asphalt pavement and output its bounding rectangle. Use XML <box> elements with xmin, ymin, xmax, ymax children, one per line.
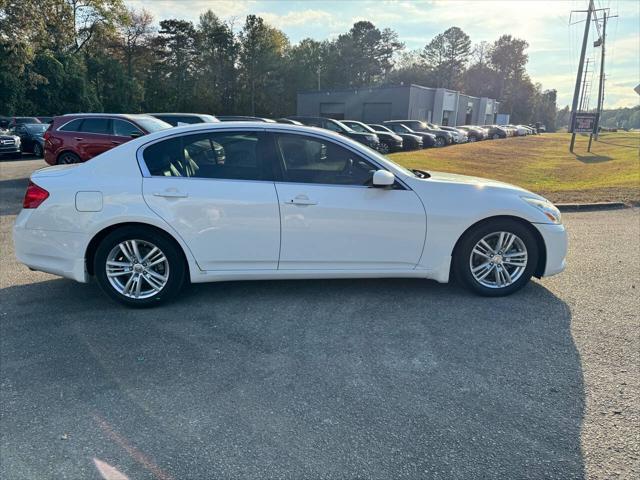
<box><xmin>1</xmin><ymin>157</ymin><xmax>638</xmax><ymax>479</ymax></box>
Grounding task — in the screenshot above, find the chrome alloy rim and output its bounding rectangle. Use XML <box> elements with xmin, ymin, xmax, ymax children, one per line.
<box><xmin>106</xmin><ymin>239</ymin><xmax>170</xmax><ymax>299</ymax></box>
<box><xmin>469</xmin><ymin>232</ymin><xmax>528</xmax><ymax>289</ymax></box>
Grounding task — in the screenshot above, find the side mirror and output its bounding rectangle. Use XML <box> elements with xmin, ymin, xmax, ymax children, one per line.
<box><xmin>372</xmin><ymin>169</ymin><xmax>395</xmax><ymax>187</ymax></box>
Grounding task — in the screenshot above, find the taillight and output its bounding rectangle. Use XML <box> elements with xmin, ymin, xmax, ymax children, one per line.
<box><xmin>23</xmin><ymin>181</ymin><xmax>49</xmax><ymax>209</ymax></box>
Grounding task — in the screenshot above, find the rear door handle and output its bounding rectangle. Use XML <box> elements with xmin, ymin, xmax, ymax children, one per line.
<box><xmin>287</xmin><ymin>195</ymin><xmax>317</xmax><ymax>206</ymax></box>
<box><xmin>153</xmin><ymin>190</ymin><xmax>188</xmax><ymax>198</ymax></box>
<box><xmin>74</xmin><ymin>137</ymin><xmax>83</xmax><ymax>141</ymax></box>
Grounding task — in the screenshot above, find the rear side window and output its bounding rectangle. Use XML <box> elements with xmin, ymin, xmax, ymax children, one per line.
<box><xmin>113</xmin><ymin>119</ymin><xmax>143</xmax><ymax>137</ymax></box>
<box><xmin>79</xmin><ymin>118</ymin><xmax>110</xmax><ymax>134</ymax></box>
<box><xmin>143</xmin><ymin>131</ymin><xmax>268</xmax><ymax>181</ymax></box>
<box><xmin>59</xmin><ymin>119</ymin><xmax>83</xmax><ymax>132</ymax></box>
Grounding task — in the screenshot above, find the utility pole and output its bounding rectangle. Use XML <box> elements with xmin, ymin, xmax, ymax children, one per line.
<box><xmin>579</xmin><ymin>59</ymin><xmax>591</xmax><ymax>111</ymax></box>
<box><xmin>593</xmin><ymin>11</ymin><xmax>608</xmax><ymax>142</ymax></box>
<box><xmin>569</xmin><ymin>0</ymin><xmax>594</xmax><ymax>152</ymax></box>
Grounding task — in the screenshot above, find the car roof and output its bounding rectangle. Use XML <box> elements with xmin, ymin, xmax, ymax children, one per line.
<box><xmin>147</xmin><ymin>113</ymin><xmax>214</xmax><ymax>117</ymax></box>
<box><xmin>57</xmin><ymin>113</ymin><xmax>157</xmax><ymax>121</ymax></box>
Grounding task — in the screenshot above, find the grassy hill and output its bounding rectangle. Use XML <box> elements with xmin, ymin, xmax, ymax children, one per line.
<box><xmin>388</xmin><ymin>132</ymin><xmax>640</xmax><ymax>204</ymax></box>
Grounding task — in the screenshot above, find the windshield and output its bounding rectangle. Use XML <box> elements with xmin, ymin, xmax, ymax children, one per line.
<box><xmin>345</xmin><ymin>122</ymin><xmax>374</xmax><ymax>133</ymax></box>
<box><xmin>25</xmin><ymin>124</ymin><xmax>49</xmax><ymax>134</ymax></box>
<box><xmin>135</xmin><ymin>117</ymin><xmax>172</xmax><ymax>132</ymax></box>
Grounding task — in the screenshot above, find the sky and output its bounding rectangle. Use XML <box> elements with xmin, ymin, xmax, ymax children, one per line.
<box><xmin>126</xmin><ymin>0</ymin><xmax>640</xmax><ymax>108</ymax></box>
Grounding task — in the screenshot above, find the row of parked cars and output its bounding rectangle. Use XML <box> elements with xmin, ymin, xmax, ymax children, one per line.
<box><xmin>0</xmin><ymin>113</ymin><xmax>541</xmax><ymax>164</ymax></box>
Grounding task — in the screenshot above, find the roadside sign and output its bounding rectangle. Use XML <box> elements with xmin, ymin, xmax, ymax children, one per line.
<box><xmin>573</xmin><ymin>112</ymin><xmax>598</xmax><ymax>133</ymax></box>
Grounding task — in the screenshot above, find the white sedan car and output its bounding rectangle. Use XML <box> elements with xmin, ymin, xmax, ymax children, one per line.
<box><xmin>14</xmin><ymin>123</ymin><xmax>567</xmax><ymax>307</ymax></box>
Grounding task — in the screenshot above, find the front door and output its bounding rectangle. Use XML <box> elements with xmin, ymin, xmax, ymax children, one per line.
<box><xmin>272</xmin><ymin>132</ymin><xmax>426</xmax><ymax>270</ymax></box>
<box><xmin>141</xmin><ymin>129</ymin><xmax>280</xmax><ymax>271</ymax></box>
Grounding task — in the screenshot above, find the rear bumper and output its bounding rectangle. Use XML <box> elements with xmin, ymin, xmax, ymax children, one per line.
<box><xmin>534</xmin><ymin>222</ymin><xmax>568</xmax><ymax>277</ymax></box>
<box><xmin>13</xmin><ymin>210</ymin><xmax>89</xmax><ymax>282</ymax></box>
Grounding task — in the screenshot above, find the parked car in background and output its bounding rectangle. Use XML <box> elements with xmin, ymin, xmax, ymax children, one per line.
<box><xmin>216</xmin><ymin>116</ymin><xmax>277</xmax><ymax>123</ymax></box>
<box><xmin>287</xmin><ymin>116</ymin><xmax>380</xmax><ymax>150</ymax></box>
<box><xmin>44</xmin><ymin>113</ymin><xmax>171</xmax><ymax>165</ymax></box>
<box><xmin>148</xmin><ymin>113</ymin><xmax>219</xmax><ymax>126</ymax></box>
<box><xmin>342</xmin><ymin>120</ymin><xmax>403</xmax><ymax>153</ymax></box>
<box><xmin>0</xmin><ymin>131</ymin><xmax>21</xmax><ymax>158</ymax></box>
<box><xmin>12</xmin><ymin>123</ymin><xmax>48</xmax><ymax>157</ymax></box>
<box><xmin>384</xmin><ymin>120</ymin><xmax>452</xmax><ymax>147</ymax></box>
<box><xmin>36</xmin><ymin>116</ymin><xmax>54</xmax><ymax>124</ymax></box>
<box><xmin>483</xmin><ymin>125</ymin><xmax>508</xmax><ymax>139</ymax></box>
<box><xmin>438</xmin><ymin>126</ymin><xmax>468</xmax><ymax>143</ymax></box>
<box><xmin>276</xmin><ymin>118</ymin><xmax>304</xmax><ymax>125</ymax></box>
<box><xmin>0</xmin><ymin>116</ymin><xmax>9</xmax><ymax>130</ymax></box>
<box><xmin>14</xmin><ymin>122</ymin><xmax>567</xmax><ymax>307</ymax></box>
<box><xmin>457</xmin><ymin>125</ymin><xmax>487</xmax><ymax>142</ymax></box>
<box><xmin>7</xmin><ymin>117</ymin><xmax>41</xmax><ymax>129</ymax></box>
<box><xmin>383</xmin><ymin>122</ymin><xmax>436</xmax><ymax>148</ymax></box>
<box><xmin>368</xmin><ymin>124</ymin><xmax>423</xmax><ymax>150</ymax></box>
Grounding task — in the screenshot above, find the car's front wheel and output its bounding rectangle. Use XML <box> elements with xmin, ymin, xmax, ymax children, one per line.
<box><xmin>33</xmin><ymin>143</ymin><xmax>43</xmax><ymax>157</ymax></box>
<box><xmin>453</xmin><ymin>219</ymin><xmax>539</xmax><ymax>296</ymax></box>
<box><xmin>94</xmin><ymin>227</ymin><xmax>186</xmax><ymax>307</ymax></box>
<box><xmin>378</xmin><ymin>142</ymin><xmax>390</xmax><ymax>154</ymax></box>
<box><xmin>435</xmin><ymin>136</ymin><xmax>446</xmax><ymax>147</ymax></box>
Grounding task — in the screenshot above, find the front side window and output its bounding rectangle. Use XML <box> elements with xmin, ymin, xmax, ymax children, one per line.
<box><xmin>79</xmin><ymin>118</ymin><xmax>110</xmax><ymax>134</ymax></box>
<box><xmin>113</xmin><ymin>119</ymin><xmax>143</xmax><ymax>137</ymax></box>
<box><xmin>323</xmin><ymin>121</ymin><xmax>343</xmax><ymax>133</ymax></box>
<box><xmin>275</xmin><ymin>133</ymin><xmax>376</xmax><ymax>186</ymax></box>
<box><xmin>346</xmin><ymin>123</ymin><xmax>366</xmax><ymax>133</ymax></box>
<box><xmin>143</xmin><ymin>131</ymin><xmax>267</xmax><ymax>181</ymax></box>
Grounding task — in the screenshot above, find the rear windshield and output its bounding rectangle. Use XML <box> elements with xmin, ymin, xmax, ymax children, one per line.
<box><xmin>25</xmin><ymin>124</ymin><xmax>49</xmax><ymax>134</ymax></box>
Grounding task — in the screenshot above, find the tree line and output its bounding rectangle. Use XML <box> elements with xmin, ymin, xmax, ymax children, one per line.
<box><xmin>0</xmin><ymin>0</ymin><xmax>557</xmax><ymax>128</ymax></box>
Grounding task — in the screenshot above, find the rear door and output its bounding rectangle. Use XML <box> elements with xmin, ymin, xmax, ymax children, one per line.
<box><xmin>76</xmin><ymin>117</ymin><xmax>113</xmax><ymax>159</ymax></box>
<box><xmin>141</xmin><ymin>129</ymin><xmax>281</xmax><ymax>271</ymax></box>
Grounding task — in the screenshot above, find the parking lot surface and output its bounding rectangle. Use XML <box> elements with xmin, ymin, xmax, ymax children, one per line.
<box><xmin>1</xmin><ymin>158</ymin><xmax>638</xmax><ymax>479</ymax></box>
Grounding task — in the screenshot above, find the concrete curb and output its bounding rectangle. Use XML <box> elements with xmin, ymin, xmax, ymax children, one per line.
<box><xmin>556</xmin><ymin>202</ymin><xmax>629</xmax><ymax>212</ymax></box>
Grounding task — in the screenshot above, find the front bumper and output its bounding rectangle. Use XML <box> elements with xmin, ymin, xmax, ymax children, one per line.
<box><xmin>13</xmin><ymin>210</ymin><xmax>89</xmax><ymax>282</ymax></box>
<box><xmin>534</xmin><ymin>222</ymin><xmax>568</xmax><ymax>277</ymax></box>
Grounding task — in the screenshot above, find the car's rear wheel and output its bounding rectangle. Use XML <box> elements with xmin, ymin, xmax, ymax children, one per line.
<box><xmin>378</xmin><ymin>142</ymin><xmax>390</xmax><ymax>154</ymax></box>
<box><xmin>94</xmin><ymin>227</ymin><xmax>186</xmax><ymax>307</ymax></box>
<box><xmin>435</xmin><ymin>136</ymin><xmax>445</xmax><ymax>147</ymax></box>
<box><xmin>57</xmin><ymin>152</ymin><xmax>81</xmax><ymax>164</ymax></box>
<box><xmin>453</xmin><ymin>219</ymin><xmax>539</xmax><ymax>297</ymax></box>
<box><xmin>492</xmin><ymin>133</ymin><xmax>500</xmax><ymax>140</ymax></box>
<box><xmin>468</xmin><ymin>136</ymin><xmax>477</xmax><ymax>142</ymax></box>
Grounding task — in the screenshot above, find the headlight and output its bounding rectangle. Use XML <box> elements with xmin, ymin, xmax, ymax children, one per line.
<box><xmin>364</xmin><ymin>134</ymin><xmax>378</xmax><ymax>142</ymax></box>
<box><xmin>522</xmin><ymin>197</ymin><xmax>561</xmax><ymax>224</ymax></box>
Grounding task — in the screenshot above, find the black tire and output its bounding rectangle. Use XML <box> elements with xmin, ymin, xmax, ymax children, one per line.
<box><xmin>378</xmin><ymin>142</ymin><xmax>390</xmax><ymax>154</ymax></box>
<box><xmin>33</xmin><ymin>143</ymin><xmax>43</xmax><ymax>157</ymax></box>
<box><xmin>492</xmin><ymin>133</ymin><xmax>500</xmax><ymax>140</ymax></box>
<box><xmin>453</xmin><ymin>219</ymin><xmax>539</xmax><ymax>297</ymax></box>
<box><xmin>57</xmin><ymin>151</ymin><xmax>81</xmax><ymax>164</ymax></box>
<box><xmin>94</xmin><ymin>226</ymin><xmax>186</xmax><ymax>307</ymax></box>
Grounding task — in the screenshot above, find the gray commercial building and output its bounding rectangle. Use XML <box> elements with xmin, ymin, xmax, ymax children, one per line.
<box><xmin>296</xmin><ymin>84</ymin><xmax>500</xmax><ymax>126</ymax></box>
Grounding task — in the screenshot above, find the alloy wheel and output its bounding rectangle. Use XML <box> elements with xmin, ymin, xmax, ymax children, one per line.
<box><xmin>378</xmin><ymin>143</ymin><xmax>390</xmax><ymax>154</ymax></box>
<box><xmin>469</xmin><ymin>231</ymin><xmax>528</xmax><ymax>289</ymax></box>
<box><xmin>105</xmin><ymin>239</ymin><xmax>170</xmax><ymax>299</ymax></box>
<box><xmin>435</xmin><ymin>137</ymin><xmax>445</xmax><ymax>147</ymax></box>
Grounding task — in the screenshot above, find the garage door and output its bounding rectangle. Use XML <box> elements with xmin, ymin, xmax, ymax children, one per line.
<box><xmin>362</xmin><ymin>103</ymin><xmax>392</xmax><ymax>123</ymax></box>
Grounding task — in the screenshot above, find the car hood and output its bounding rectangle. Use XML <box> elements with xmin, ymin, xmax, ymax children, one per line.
<box><xmin>416</xmin><ymin>170</ymin><xmax>543</xmax><ymax>198</ymax></box>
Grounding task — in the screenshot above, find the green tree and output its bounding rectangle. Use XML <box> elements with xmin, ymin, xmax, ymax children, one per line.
<box><xmin>238</xmin><ymin>15</ymin><xmax>289</xmax><ymax>115</ymax></box>
<box><xmin>194</xmin><ymin>10</ymin><xmax>237</xmax><ymax>114</ymax></box>
<box><xmin>421</xmin><ymin>27</ymin><xmax>471</xmax><ymax>90</ymax></box>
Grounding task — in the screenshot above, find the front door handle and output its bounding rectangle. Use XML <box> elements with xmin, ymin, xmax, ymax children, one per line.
<box><xmin>153</xmin><ymin>190</ymin><xmax>188</xmax><ymax>198</ymax></box>
<box><xmin>287</xmin><ymin>194</ymin><xmax>317</xmax><ymax>206</ymax></box>
<box><xmin>74</xmin><ymin>137</ymin><xmax>83</xmax><ymax>141</ymax></box>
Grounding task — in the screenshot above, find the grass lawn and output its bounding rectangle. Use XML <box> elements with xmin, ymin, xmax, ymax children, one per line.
<box><xmin>388</xmin><ymin>132</ymin><xmax>640</xmax><ymax>204</ymax></box>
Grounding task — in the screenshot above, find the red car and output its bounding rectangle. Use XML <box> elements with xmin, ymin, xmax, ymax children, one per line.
<box><xmin>44</xmin><ymin>113</ymin><xmax>171</xmax><ymax>165</ymax></box>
